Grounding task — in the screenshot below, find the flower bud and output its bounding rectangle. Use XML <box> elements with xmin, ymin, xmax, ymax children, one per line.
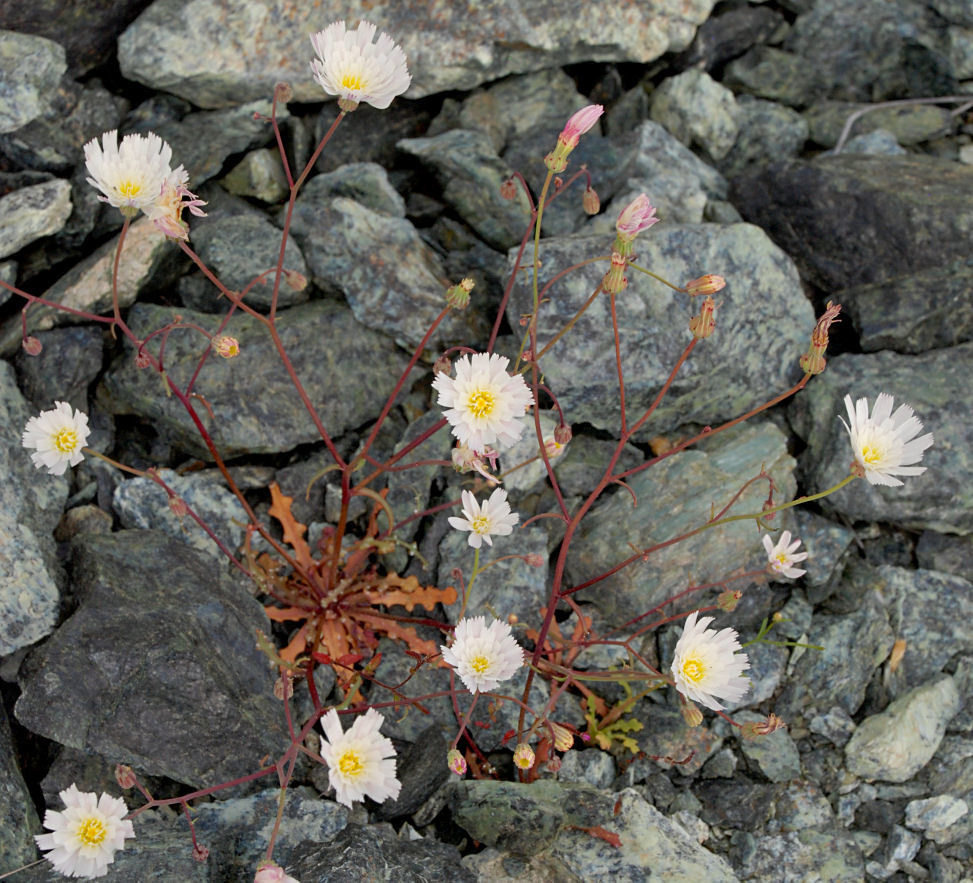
<box><xmin>274</xmin><ymin>82</ymin><xmax>294</xmax><ymax>103</ymax></box>
<box><xmin>615</xmin><ymin>193</ymin><xmax>658</xmax><ymax>244</ymax></box>
<box><xmin>681</xmin><ymin>702</ymin><xmax>704</xmax><ymax>728</ymax></box>
<box><xmin>193</xmin><ymin>844</ymin><xmax>210</xmax><ymax>863</ymax></box>
<box><xmin>22</xmin><ymin>336</ymin><xmax>42</xmax><ymax>356</ymax></box>
<box><xmin>800</xmin><ymin>301</ymin><xmax>841</xmax><ymax>375</ymax></box>
<box><xmin>551</xmin><ymin>723</ymin><xmax>574</xmax><ymax>753</ymax></box>
<box><xmin>546</xmin><ymin>755</ymin><xmax>562</xmax><ymax>772</ymax></box>
<box><xmin>553</xmin><ymin>423</ymin><xmax>572</xmax><ymax>446</ymax></box>
<box><xmin>684</xmin><ymin>274</ymin><xmax>726</xmax><ymax>296</ymax></box>
<box><xmin>524</xmin><ymin>553</ymin><xmax>546</xmax><ymax>567</ymax></box>
<box><xmin>134</xmin><ymin>349</ymin><xmax>152</xmax><ymax>369</ymax></box>
<box><xmin>582</xmin><ymin>186</ymin><xmax>600</xmax><ymax>215</ymax></box>
<box><xmin>433</xmin><ymin>354</ymin><xmax>452</xmax><ymax>376</ymax></box>
<box><xmin>446</xmin><ymin>278</ymin><xmax>475</xmax><ymax>310</ymax></box>
<box><xmin>544</xmin><ymin>105</ymin><xmax>603</xmax><ymax>173</ymax></box>
<box><xmin>602</xmin><ymin>250</ymin><xmax>629</xmax><ymax>295</ymax></box>
<box><xmin>543</xmin><ymin>437</ymin><xmax>565</xmax><ymax>460</ymax></box>
<box><xmin>447</xmin><ymin>748</ymin><xmax>467</xmax><ymax>776</ymax></box>
<box><xmin>283</xmin><ymin>269</ymin><xmax>308</xmax><ymax>291</ymax></box>
<box><xmin>168</xmin><ymin>496</ymin><xmax>189</xmax><ymax>518</ymax></box>
<box><xmin>741</xmin><ymin>713</ymin><xmax>786</xmax><ymax>740</ymax></box>
<box><xmin>254</xmin><ymin>861</ymin><xmax>298</xmax><ymax>883</ymax></box>
<box><xmin>513</xmin><ymin>742</ymin><xmax>535</xmax><ymax>770</ymax></box>
<box><xmin>212</xmin><ymin>335</ymin><xmax>240</xmax><ymax>358</ymax></box>
<box><xmin>717</xmin><ymin>589</ymin><xmax>742</xmax><ymax>612</ymax></box>
<box><xmin>500</xmin><ymin>177</ymin><xmax>518</xmax><ymax>201</ymax></box>
<box><xmin>273</xmin><ymin>675</ymin><xmax>293</xmax><ymax>700</ymax></box>
<box><xmin>689</xmin><ymin>296</ymin><xmax>717</xmax><ymax>339</ymax></box>
<box><xmin>114</xmin><ymin>764</ymin><xmax>137</xmax><ymax>789</ymax></box>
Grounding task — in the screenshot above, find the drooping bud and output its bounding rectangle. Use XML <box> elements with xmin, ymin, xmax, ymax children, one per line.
<box><xmin>273</xmin><ymin>675</ymin><xmax>293</xmax><ymax>700</ymax></box>
<box><xmin>602</xmin><ymin>250</ymin><xmax>629</xmax><ymax>295</ymax></box>
<box><xmin>681</xmin><ymin>702</ymin><xmax>704</xmax><ymax>729</ymax></box>
<box><xmin>689</xmin><ymin>295</ymin><xmax>717</xmax><ymax>339</ymax></box>
<box><xmin>212</xmin><ymin>335</ymin><xmax>240</xmax><ymax>358</ymax></box>
<box><xmin>551</xmin><ymin>723</ymin><xmax>574</xmax><ymax>752</ymax></box>
<box><xmin>524</xmin><ymin>553</ymin><xmax>546</xmax><ymax>567</ymax></box>
<box><xmin>22</xmin><ymin>336</ymin><xmax>42</xmax><ymax>356</ymax></box>
<box><xmin>446</xmin><ymin>277</ymin><xmax>475</xmax><ymax>310</ymax></box>
<box><xmin>582</xmin><ymin>186</ymin><xmax>600</xmax><ymax>215</ymax></box>
<box><xmin>553</xmin><ymin>423</ymin><xmax>572</xmax><ymax>446</ymax></box>
<box><xmin>447</xmin><ymin>748</ymin><xmax>467</xmax><ymax>776</ymax></box>
<box><xmin>683</xmin><ymin>274</ymin><xmax>726</xmax><ymax>296</ymax></box>
<box><xmin>274</xmin><ymin>81</ymin><xmax>294</xmax><ymax>103</ymax></box>
<box><xmin>134</xmin><ymin>349</ymin><xmax>152</xmax><ymax>369</ymax></box>
<box><xmin>500</xmin><ymin>177</ymin><xmax>518</xmax><ymax>201</ymax></box>
<box><xmin>193</xmin><ymin>844</ymin><xmax>210</xmax><ymax>863</ymax></box>
<box><xmin>544</xmin><ymin>104</ymin><xmax>603</xmax><ymax>173</ymax></box>
<box><xmin>741</xmin><ymin>713</ymin><xmax>786</xmax><ymax>740</ymax></box>
<box><xmin>717</xmin><ymin>589</ymin><xmax>742</xmax><ymax>612</ymax></box>
<box><xmin>800</xmin><ymin>301</ymin><xmax>842</xmax><ymax>375</ymax></box>
<box><xmin>433</xmin><ymin>353</ymin><xmax>452</xmax><ymax>376</ymax></box>
<box><xmin>168</xmin><ymin>496</ymin><xmax>189</xmax><ymax>518</ymax></box>
<box><xmin>114</xmin><ymin>764</ymin><xmax>137</xmax><ymax>789</ymax></box>
<box><xmin>543</xmin><ymin>437</ymin><xmax>565</xmax><ymax>460</ymax></box>
<box><xmin>546</xmin><ymin>755</ymin><xmax>562</xmax><ymax>772</ymax></box>
<box><xmin>283</xmin><ymin>269</ymin><xmax>308</xmax><ymax>291</ymax></box>
<box><xmin>513</xmin><ymin>742</ymin><xmax>535</xmax><ymax>770</ymax></box>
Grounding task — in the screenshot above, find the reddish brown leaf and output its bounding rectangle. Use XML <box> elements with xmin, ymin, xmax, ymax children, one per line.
<box><xmin>268</xmin><ymin>482</ymin><xmax>314</xmax><ymax>571</ymax></box>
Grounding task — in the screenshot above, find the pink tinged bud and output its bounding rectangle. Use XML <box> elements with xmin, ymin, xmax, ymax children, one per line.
<box><xmin>800</xmin><ymin>300</ymin><xmax>842</xmax><ymax>376</ymax></box>
<box><xmin>546</xmin><ymin>755</ymin><xmax>562</xmax><ymax>772</ymax></box>
<box><xmin>582</xmin><ymin>186</ymin><xmax>600</xmax><ymax>215</ymax></box>
<box><xmin>193</xmin><ymin>844</ymin><xmax>210</xmax><ymax>863</ymax></box>
<box><xmin>433</xmin><ymin>354</ymin><xmax>452</xmax><ymax>376</ymax></box>
<box><xmin>22</xmin><ymin>336</ymin><xmax>42</xmax><ymax>356</ymax></box>
<box><xmin>524</xmin><ymin>553</ymin><xmax>546</xmax><ymax>567</ymax></box>
<box><xmin>741</xmin><ymin>713</ymin><xmax>786</xmax><ymax>740</ymax></box>
<box><xmin>544</xmin><ymin>104</ymin><xmax>604</xmax><ymax>173</ymax></box>
<box><xmin>275</xmin><ymin>81</ymin><xmax>294</xmax><ymax>103</ymax></box>
<box><xmin>134</xmin><ymin>349</ymin><xmax>152</xmax><ymax>369</ymax></box>
<box><xmin>168</xmin><ymin>496</ymin><xmax>189</xmax><ymax>518</ymax></box>
<box><xmin>717</xmin><ymin>589</ymin><xmax>742</xmax><ymax>612</ymax></box>
<box><xmin>500</xmin><ymin>178</ymin><xmax>518</xmax><ymax>200</ymax></box>
<box><xmin>551</xmin><ymin>723</ymin><xmax>574</xmax><ymax>753</ymax></box>
<box><xmin>543</xmin><ymin>437</ymin><xmax>565</xmax><ymax>459</ymax></box>
<box><xmin>615</xmin><ymin>193</ymin><xmax>659</xmax><ymax>243</ymax></box>
<box><xmin>254</xmin><ymin>861</ymin><xmax>294</xmax><ymax>882</ymax></box>
<box><xmin>602</xmin><ymin>250</ymin><xmax>629</xmax><ymax>295</ymax></box>
<box><xmin>114</xmin><ymin>764</ymin><xmax>137</xmax><ymax>789</ymax></box>
<box><xmin>681</xmin><ymin>702</ymin><xmax>704</xmax><ymax>728</ymax></box>
<box><xmin>273</xmin><ymin>676</ymin><xmax>293</xmax><ymax>700</ymax></box>
<box><xmin>689</xmin><ymin>295</ymin><xmax>717</xmax><ymax>339</ymax></box>
<box><xmin>447</xmin><ymin>749</ymin><xmax>467</xmax><ymax>776</ymax></box>
<box><xmin>284</xmin><ymin>269</ymin><xmax>308</xmax><ymax>291</ymax></box>
<box><xmin>446</xmin><ymin>278</ymin><xmax>475</xmax><ymax>309</ymax></box>
<box><xmin>684</xmin><ymin>274</ymin><xmax>726</xmax><ymax>296</ymax></box>
<box><xmin>553</xmin><ymin>423</ymin><xmax>572</xmax><ymax>446</ymax></box>
<box><xmin>513</xmin><ymin>743</ymin><xmax>535</xmax><ymax>770</ymax></box>
<box><xmin>212</xmin><ymin>335</ymin><xmax>240</xmax><ymax>358</ymax></box>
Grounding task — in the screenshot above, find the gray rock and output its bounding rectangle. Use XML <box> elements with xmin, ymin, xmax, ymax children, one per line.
<box><xmin>808</xmin><ymin>706</ymin><xmax>857</xmax><ymax>747</ymax></box>
<box><xmin>190</xmin><ymin>213</ymin><xmax>309</xmax><ymax>312</ymax></box>
<box><xmin>557</xmin><ymin>749</ymin><xmax>616</xmax><ymax>789</ymax></box>
<box><xmin>788</xmin><ymin>346</ymin><xmax>972</xmax><ymax>533</ymax></box>
<box><xmin>14</xmin><ymin>325</ymin><xmax>103</xmax><ymax>411</ymax></box>
<box><xmin>118</xmin><ymin>0</ymin><xmax>717</xmax><ymax>107</ymax></box>
<box><xmin>947</xmin><ymin>25</ymin><xmax>973</xmax><ymax>78</ymax></box>
<box><xmin>930</xmin><ymin>0</ymin><xmax>973</xmax><ymax>26</ymax></box>
<box><xmin>289</xmin><ymin>193</ymin><xmax>482</xmax><ymax>350</ymax></box>
<box><xmin>673</xmin><ymin>4</ymin><xmax>787</xmax><ymax>73</ymax></box>
<box><xmin>399</xmin><ymin>130</ymin><xmax>533</xmax><ymax>252</ymax></box>
<box><xmin>837</xmin><ymin>128</ymin><xmax>908</xmax><ymax>156</ymax></box>
<box><xmin>739</xmin><ymin>829</ymin><xmax>865</xmax><ymax>882</ymax></box>
<box><xmin>0</xmin><ymin>31</ymin><xmax>66</xmax><ymax>134</ymax></box>
<box><xmin>791</xmin><ymin>508</ymin><xmax>854</xmax><ymax>591</ymax></box>
<box><xmin>506</xmin><ymin>224</ymin><xmax>813</xmax><ymax>436</ymax></box>
<box><xmin>15</xmin><ymin>530</ymin><xmax>283</xmax><ymax>789</ymax></box>
<box><xmin>569</xmin><ymin>420</ymin><xmax>796</xmax><ymax>623</ymax></box>
<box><xmin>845</xmin><ymin>676</ymin><xmax>961</xmax><ymax>782</ymax></box>
<box><xmin>112</xmin><ymin>468</ymin><xmax>250</xmax><ymax>561</ymax></box>
<box><xmin>720</xmin><ymin>97</ymin><xmax>809</xmax><ymax>178</ymax></box>
<box><xmin>805</xmin><ymin>101</ymin><xmax>956</xmax><ymax>148</ymax></box>
<box><xmin>916</xmin><ymin>531</ymin><xmax>973</xmax><ymax>578</ymax></box>
<box><xmin>0</xmin><ymin>216</ymin><xmax>183</xmax><ymax>358</ymax></box>
<box><xmin>0</xmin><ymin>260</ymin><xmax>14</xmax><ymax>308</ymax></box>
<box><xmin>0</xmin><ymin>179</ymin><xmax>72</xmax><ymax>260</ymax></box>
<box><xmin>374</xmin><ymin>724</ymin><xmax>449</xmax><ymax>821</ymax></box>
<box><xmin>102</xmin><ymin>300</ymin><xmax>409</xmax><ymax>459</ymax></box>
<box><xmin>731</xmin><ymin>155</ymin><xmax>973</xmax><ymax>292</ymax></box>
<box><xmin>0</xmin><ymin>362</ymin><xmax>66</xmax><ymax>656</ymax></box>
<box><xmin>695</xmin><ymin>780</ymin><xmax>776</xmax><ymax>831</ymax></box>
<box><xmin>905</xmin><ymin>794</ymin><xmax>969</xmax><ymax>843</ymax></box>
<box><xmin>736</xmin><ymin>711</ymin><xmax>802</xmax><ymax>782</ymax></box>
<box><xmin>221</xmin><ymin>148</ymin><xmax>290</xmax><ymax>204</ymax></box>
<box><xmin>841</xmin><ymin>259</ymin><xmax>973</xmax><ymax>354</ymax></box>
<box><xmin>301</xmin><ymin>163</ymin><xmax>405</xmax><ymax>217</ymax></box>
<box><xmin>785</xmin><ymin>0</ymin><xmax>954</xmax><ymax>101</ymax></box>
<box><xmin>629</xmin><ymin>706</ymin><xmax>723</xmax><ymax>778</ymax></box>
<box><xmin>649</xmin><ymin>69</ymin><xmax>740</xmax><ymax>161</ymax></box>
<box><xmin>773</xmin><ymin>781</ymin><xmax>836</xmax><ymax>832</ymax></box>
<box><xmin>723</xmin><ymin>47</ymin><xmax>824</xmax><ymax>108</ymax></box>
<box><xmin>0</xmin><ymin>704</ymin><xmax>39</xmax><ymax>868</ymax></box>
<box><xmin>288</xmin><ymin>822</ymin><xmax>474</xmax><ymax>883</ymax></box>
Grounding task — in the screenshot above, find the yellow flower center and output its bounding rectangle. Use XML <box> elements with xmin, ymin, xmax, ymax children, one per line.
<box><xmin>340</xmin><ymin>72</ymin><xmax>366</xmax><ymax>92</ymax></box>
<box><xmin>470</xmin><ymin>655</ymin><xmax>490</xmax><ymax>674</ymax></box>
<box><xmin>470</xmin><ymin>515</ymin><xmax>489</xmax><ymax>534</ymax></box>
<box><xmin>775</xmin><ymin>553</ymin><xmax>788</xmax><ymax>566</ymax></box>
<box><xmin>467</xmin><ymin>389</ymin><xmax>496</xmax><ymax>419</ymax></box>
<box><xmin>117</xmin><ymin>180</ymin><xmax>142</xmax><ymax>199</ymax></box>
<box><xmin>681</xmin><ymin>656</ymin><xmax>706</xmax><ymax>684</ymax></box>
<box><xmin>52</xmin><ymin>428</ymin><xmax>79</xmax><ymax>453</ymax></box>
<box><xmin>861</xmin><ymin>444</ymin><xmax>882</xmax><ymax>465</ymax></box>
<box><xmin>338</xmin><ymin>749</ymin><xmax>364</xmax><ymax>778</ymax></box>
<box><xmin>78</xmin><ymin>817</ymin><xmax>107</xmax><ymax>846</ymax></box>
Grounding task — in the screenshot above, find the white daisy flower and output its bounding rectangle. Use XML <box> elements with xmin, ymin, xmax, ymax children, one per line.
<box><xmin>35</xmin><ymin>784</ymin><xmax>135</xmax><ymax>879</ymax></box>
<box><xmin>432</xmin><ymin>352</ymin><xmax>533</xmax><ymax>452</ymax></box>
<box><xmin>319</xmin><ymin>708</ymin><xmax>400</xmax><ymax>808</ymax></box>
<box><xmin>840</xmin><ymin>393</ymin><xmax>934</xmax><ymax>487</ymax></box>
<box><xmin>671</xmin><ymin>611</ymin><xmax>750</xmax><ymax>712</ymax></box>
<box><xmin>22</xmin><ymin>401</ymin><xmax>91</xmax><ymax>475</ymax></box>
<box><xmin>441</xmin><ymin>615</ymin><xmax>524</xmax><ymax>694</ymax></box>
<box><xmin>309</xmin><ymin>20</ymin><xmax>411</xmax><ymax>111</ymax></box>
<box><xmin>448</xmin><ymin>487</ymin><xmax>519</xmax><ymax>549</ymax></box>
<box><xmin>762</xmin><ymin>530</ymin><xmax>808</xmax><ymax>579</ymax></box>
<box><xmin>83</xmin><ymin>130</ymin><xmax>173</xmax><ymax>215</ymax></box>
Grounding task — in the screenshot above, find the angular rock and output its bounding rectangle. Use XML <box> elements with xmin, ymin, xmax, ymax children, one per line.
<box><xmin>740</xmin><ymin>829</ymin><xmax>865</xmax><ymax>882</ymax></box>
<box><xmin>789</xmin><ymin>346</ymin><xmax>973</xmax><ymax>533</ymax></box>
<box><xmin>673</xmin><ymin>4</ymin><xmax>786</xmax><ymax>73</ymax></box>
<box><xmin>289</xmin><ymin>192</ymin><xmax>482</xmax><ymax>350</ymax></box>
<box><xmin>118</xmin><ymin>0</ymin><xmax>718</xmax><ymax>107</ymax></box>
<box><xmin>841</xmin><ymin>260</ymin><xmax>973</xmax><ymax>354</ymax></box>
<box><xmin>0</xmin><ymin>216</ymin><xmax>182</xmax><ymax>358</ymax></box>
<box><xmin>805</xmin><ymin>101</ymin><xmax>956</xmax><ymax>148</ymax></box>
<box><xmin>569</xmin><ymin>421</ymin><xmax>796</xmax><ymax>623</ymax></box>
<box><xmin>221</xmin><ymin>148</ymin><xmax>290</xmax><ymax>204</ymax></box>
<box><xmin>837</xmin><ymin>129</ymin><xmax>909</xmax><ymax>156</ymax></box>
<box><xmin>905</xmin><ymin>795</ymin><xmax>969</xmax><ymax>843</ymax></box>
<box><xmin>649</xmin><ymin>69</ymin><xmax>739</xmax><ymax>161</ymax></box>
<box><xmin>14</xmin><ymin>325</ymin><xmax>103</xmax><ymax>411</ymax></box>
<box><xmin>15</xmin><ymin>530</ymin><xmax>283</xmax><ymax>789</ymax></box>
<box><xmin>723</xmin><ymin>47</ymin><xmax>824</xmax><ymax>108</ymax></box>
<box><xmin>506</xmin><ymin>224</ymin><xmax>813</xmax><ymax>436</ymax></box>
<box><xmin>730</xmin><ymin>155</ymin><xmax>973</xmax><ymax>293</ymax></box>
<box><xmin>0</xmin><ymin>31</ymin><xmax>66</xmax><ymax>134</ymax></box>
<box><xmin>0</xmin><ymin>362</ymin><xmax>67</xmax><ymax>656</ymax></box>
<box><xmin>0</xmin><ymin>704</ymin><xmax>39</xmax><ymax>868</ymax></box>
<box><xmin>0</xmin><ymin>179</ymin><xmax>72</xmax><ymax>260</ymax></box>
<box><xmin>736</xmin><ymin>711</ymin><xmax>802</xmax><ymax>782</ymax></box>
<box><xmin>720</xmin><ymin>98</ymin><xmax>808</xmax><ymax>178</ymax></box>
<box><xmin>845</xmin><ymin>676</ymin><xmax>961</xmax><ymax>783</ymax></box>
<box><xmin>101</xmin><ymin>300</ymin><xmax>409</xmax><ymax>459</ymax></box>
<box><xmin>301</xmin><ymin>163</ymin><xmax>405</xmax><ymax>218</ymax></box>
